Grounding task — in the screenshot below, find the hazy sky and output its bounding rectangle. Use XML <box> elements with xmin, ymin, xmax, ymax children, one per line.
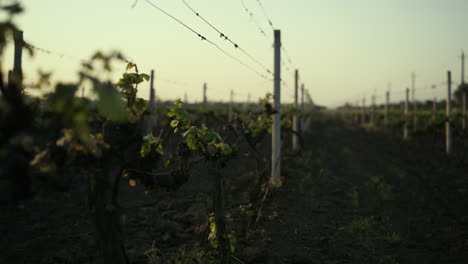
<box><xmin>3</xmin><ymin>0</ymin><xmax>468</xmax><ymax>107</ymax></box>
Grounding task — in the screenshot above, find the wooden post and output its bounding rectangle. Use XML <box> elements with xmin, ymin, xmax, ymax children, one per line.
<box><xmin>203</xmin><ymin>83</ymin><xmax>207</xmax><ymax>106</ymax></box>
<box><xmin>404</xmin><ymin>88</ymin><xmax>409</xmax><ymax>140</ymax></box>
<box><xmin>271</xmin><ymin>30</ymin><xmax>281</xmax><ymax>187</ymax></box>
<box><xmin>384</xmin><ymin>90</ymin><xmax>389</xmax><ymax>127</ymax></box>
<box><xmin>462</xmin><ymin>93</ymin><xmax>466</xmax><ymax>131</ymax></box>
<box><xmin>13</xmin><ymin>31</ymin><xmax>23</xmax><ymax>80</ymax></box>
<box><xmin>292</xmin><ymin>69</ymin><xmax>299</xmax><ymax>150</ymax></box>
<box><xmin>446</xmin><ymin>71</ymin><xmax>452</xmax><ymax>155</ymax></box>
<box><xmin>432</xmin><ymin>97</ymin><xmax>437</xmax><ymax>120</ymax></box>
<box><xmin>9</xmin><ymin>30</ymin><xmax>23</xmax><ymax>87</ymax></box>
<box><xmin>184</xmin><ymin>92</ymin><xmax>188</xmax><ymax>104</ymax></box>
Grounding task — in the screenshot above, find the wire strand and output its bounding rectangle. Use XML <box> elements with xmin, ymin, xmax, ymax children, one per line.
<box><xmin>182</xmin><ymin>0</ymin><xmax>273</xmax><ymax>76</ymax></box>
<box><xmin>143</xmin><ymin>0</ymin><xmax>268</xmax><ymax>80</ymax></box>
<box><xmin>255</xmin><ymin>0</ymin><xmax>274</xmax><ymax>29</ymax></box>
<box><xmin>240</xmin><ymin>0</ymin><xmax>271</xmax><ymax>44</ymax></box>
<box><xmin>255</xmin><ymin>0</ymin><xmax>296</xmax><ymax>70</ymax></box>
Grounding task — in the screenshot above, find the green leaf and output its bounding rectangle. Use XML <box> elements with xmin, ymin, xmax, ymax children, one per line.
<box><xmin>140</xmin><ymin>73</ymin><xmax>150</xmax><ymax>81</ymax></box>
<box><xmin>185</xmin><ymin>133</ymin><xmax>199</xmax><ymax>150</ymax></box>
<box><xmin>126</xmin><ymin>62</ymin><xmax>135</xmax><ymax>71</ymax></box>
<box><xmin>140</xmin><ymin>139</ymin><xmax>151</xmax><ymax>157</ymax></box>
<box><xmin>140</xmin><ymin>133</ymin><xmax>164</xmax><ymax>157</ymax></box>
<box><xmin>174</xmin><ymin>99</ymin><xmax>184</xmax><ymax>108</ymax></box>
<box><xmin>163</xmin><ymin>159</ymin><xmax>171</xmax><ymax>168</ymax></box>
<box><xmin>96</xmin><ymin>82</ymin><xmax>127</xmax><ymax>122</ymax></box>
<box><xmin>170</xmin><ymin>119</ymin><xmax>179</xmax><ymax>128</ymax></box>
<box><xmin>134</xmin><ymin>98</ymin><xmax>148</xmax><ymax>114</ymax></box>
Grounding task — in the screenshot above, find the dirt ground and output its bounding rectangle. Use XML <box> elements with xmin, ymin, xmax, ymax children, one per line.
<box><xmin>1</xmin><ymin>114</ymin><xmax>467</xmax><ymax>264</ymax></box>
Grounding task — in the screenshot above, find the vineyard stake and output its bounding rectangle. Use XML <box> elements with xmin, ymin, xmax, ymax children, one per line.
<box><xmin>404</xmin><ymin>87</ymin><xmax>409</xmax><ymax>140</ymax></box>
<box><xmin>446</xmin><ymin>71</ymin><xmax>452</xmax><ymax>155</ymax></box>
<box><xmin>462</xmin><ymin>92</ymin><xmax>466</xmax><ymax>131</ymax></box>
<box><xmin>371</xmin><ymin>94</ymin><xmax>376</xmax><ymax>125</ymax></box>
<box><xmin>301</xmin><ymin>84</ymin><xmax>304</xmax><ymax>112</ymax></box>
<box><xmin>412</xmin><ymin>72</ymin><xmax>417</xmax><ymax>130</ymax></box>
<box><xmin>432</xmin><ymin>96</ymin><xmax>437</xmax><ymax>120</ymax></box>
<box><xmin>355</xmin><ymin>99</ymin><xmax>359</xmax><ymax>123</ymax></box>
<box><xmin>229</xmin><ymin>89</ymin><xmax>234</xmax><ymax>121</ymax></box>
<box><xmin>144</xmin><ymin>69</ymin><xmax>157</xmax><ymax>135</ymax></box>
<box><xmin>300</xmin><ymin>83</ymin><xmax>304</xmax><ymax>132</ymax></box>
<box><xmin>203</xmin><ymin>83</ymin><xmax>207</xmax><ymax>106</ymax></box>
<box><xmin>9</xmin><ymin>30</ymin><xmax>23</xmax><ymax>87</ymax></box>
<box><xmin>384</xmin><ymin>90</ymin><xmax>389</xmax><ymax>127</ymax></box>
<box><xmin>292</xmin><ymin>69</ymin><xmax>299</xmax><ymax>150</ymax></box>
<box><xmin>244</xmin><ymin>93</ymin><xmax>251</xmax><ymax>110</ymax></box>
<box><xmin>461</xmin><ymin>51</ymin><xmax>465</xmax><ymax>84</ymax></box>
<box><xmin>361</xmin><ymin>96</ymin><xmax>366</xmax><ymax>124</ymax></box>
<box><xmin>271</xmin><ymin>29</ymin><xmax>281</xmax><ymax>186</ymax></box>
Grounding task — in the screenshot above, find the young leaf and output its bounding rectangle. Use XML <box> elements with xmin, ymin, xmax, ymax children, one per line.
<box><xmin>126</xmin><ymin>62</ymin><xmax>135</xmax><ymax>71</ymax></box>
<box><xmin>96</xmin><ymin>82</ymin><xmax>127</xmax><ymax>122</ymax></box>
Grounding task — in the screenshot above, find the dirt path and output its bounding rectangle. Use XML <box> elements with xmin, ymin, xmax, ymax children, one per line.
<box><xmin>239</xmin><ymin>117</ymin><xmax>468</xmax><ymax>264</ymax></box>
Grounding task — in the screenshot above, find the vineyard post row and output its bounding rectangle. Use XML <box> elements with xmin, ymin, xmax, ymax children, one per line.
<box><xmin>9</xmin><ymin>29</ymin><xmax>312</xmax><ymax>187</ymax></box>
<box><xmin>341</xmin><ymin>69</ymin><xmax>460</xmax><ymax>156</ymax></box>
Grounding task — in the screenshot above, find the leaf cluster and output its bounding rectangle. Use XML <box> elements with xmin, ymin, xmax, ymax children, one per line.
<box><xmin>168</xmin><ymin>100</ymin><xmax>232</xmax><ymax>162</ymax></box>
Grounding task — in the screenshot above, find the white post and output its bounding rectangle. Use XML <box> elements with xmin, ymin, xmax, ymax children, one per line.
<box><xmin>145</xmin><ymin>70</ymin><xmax>157</xmax><ymax>135</ymax></box>
<box><xmin>461</xmin><ymin>51</ymin><xmax>465</xmax><ymax>84</ymax></box>
<box><xmin>203</xmin><ymin>83</ymin><xmax>207</xmax><ymax>106</ymax></box>
<box><xmin>292</xmin><ymin>69</ymin><xmax>299</xmax><ymax>150</ymax></box>
<box><xmin>361</xmin><ymin>97</ymin><xmax>366</xmax><ymax>124</ymax></box>
<box><xmin>244</xmin><ymin>93</ymin><xmax>251</xmax><ymax>110</ymax></box>
<box><xmin>271</xmin><ymin>30</ymin><xmax>281</xmax><ymax>186</ymax></box>
<box><xmin>301</xmin><ymin>84</ymin><xmax>304</xmax><ymax>112</ymax></box>
<box><xmin>384</xmin><ymin>90</ymin><xmax>389</xmax><ymax>127</ymax></box>
<box><xmin>446</xmin><ymin>71</ymin><xmax>452</xmax><ymax>155</ymax></box>
<box><xmin>404</xmin><ymin>88</ymin><xmax>409</xmax><ymax>140</ymax></box>
<box><xmin>229</xmin><ymin>89</ymin><xmax>234</xmax><ymax>121</ymax></box>
<box><xmin>371</xmin><ymin>94</ymin><xmax>376</xmax><ymax>125</ymax></box>
<box><xmin>412</xmin><ymin>73</ymin><xmax>417</xmax><ymax>130</ymax></box>
<box><xmin>300</xmin><ymin>84</ymin><xmax>305</xmax><ymax>133</ymax></box>
<box><xmin>462</xmin><ymin>93</ymin><xmax>466</xmax><ymax>131</ymax></box>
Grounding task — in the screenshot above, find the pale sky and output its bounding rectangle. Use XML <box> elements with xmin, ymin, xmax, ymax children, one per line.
<box><xmin>3</xmin><ymin>0</ymin><xmax>468</xmax><ymax>107</ymax></box>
